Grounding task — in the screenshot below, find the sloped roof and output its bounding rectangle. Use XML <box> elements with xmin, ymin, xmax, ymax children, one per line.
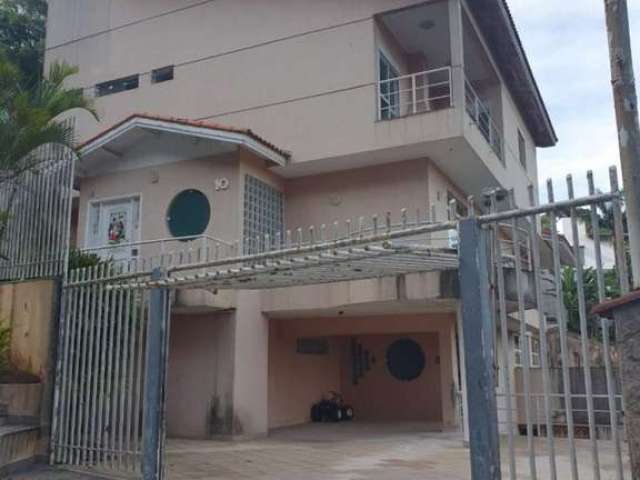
<box><xmin>78</xmin><ymin>113</ymin><xmax>290</xmax><ymax>165</ymax></box>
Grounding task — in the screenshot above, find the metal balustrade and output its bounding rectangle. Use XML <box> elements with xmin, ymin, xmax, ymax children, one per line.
<box><xmin>464</xmin><ymin>79</ymin><xmax>504</xmax><ymax>162</ymax></box>
<box><xmin>377</xmin><ymin>66</ymin><xmax>452</xmax><ymax>120</ymax></box>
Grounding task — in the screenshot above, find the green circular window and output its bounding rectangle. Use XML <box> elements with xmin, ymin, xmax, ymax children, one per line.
<box><xmin>166</xmin><ymin>189</ymin><xmax>211</xmax><ymax>239</ymax></box>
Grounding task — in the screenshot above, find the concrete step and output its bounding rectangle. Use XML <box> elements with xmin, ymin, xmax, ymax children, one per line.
<box><xmin>0</xmin><ymin>424</ymin><xmax>40</xmax><ymax>474</ymax></box>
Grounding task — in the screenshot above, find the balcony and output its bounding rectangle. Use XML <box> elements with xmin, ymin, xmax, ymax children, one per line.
<box><xmin>375</xmin><ymin>67</ymin><xmax>504</xmax><ymax>164</ymax></box>
<box><xmin>464</xmin><ymin>79</ymin><xmax>503</xmax><ymax>162</ymax></box>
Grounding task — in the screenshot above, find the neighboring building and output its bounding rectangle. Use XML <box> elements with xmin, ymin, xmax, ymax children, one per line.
<box><xmin>558</xmin><ymin>217</ymin><xmax>616</xmax><ymax>269</ymax></box>
<box><xmin>45</xmin><ymin>0</ymin><xmax>556</xmax><ymax>438</ymax></box>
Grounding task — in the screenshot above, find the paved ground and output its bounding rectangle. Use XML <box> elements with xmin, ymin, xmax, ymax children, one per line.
<box><xmin>9</xmin><ymin>423</ymin><xmax>631</xmax><ymax>479</ymax></box>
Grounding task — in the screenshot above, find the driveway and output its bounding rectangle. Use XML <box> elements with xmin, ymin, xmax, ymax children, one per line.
<box><xmin>11</xmin><ymin>422</ymin><xmax>630</xmax><ymax>479</ymax></box>
<box><xmin>167</xmin><ymin>423</ymin><xmax>469</xmax><ymax>480</ymax></box>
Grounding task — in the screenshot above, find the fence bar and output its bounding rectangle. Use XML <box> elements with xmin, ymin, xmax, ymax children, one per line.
<box><xmin>458</xmin><ymin>218</ymin><xmax>501</xmax><ymax>480</ymax></box>
<box><xmin>567</xmin><ymin>174</ymin><xmax>601</xmax><ymax>480</ymax></box>
<box><xmin>528</xmin><ymin>186</ymin><xmax>557</xmax><ymax>480</ymax></box>
<box><xmin>510</xmin><ymin>203</ymin><xmax>537</xmax><ymax>480</ymax></box>
<box><xmin>491</xmin><ymin>200</ymin><xmax>517</xmax><ymax>480</ymax></box>
<box><xmin>547</xmin><ymin>179</ymin><xmax>580</xmax><ymax>480</ymax></box>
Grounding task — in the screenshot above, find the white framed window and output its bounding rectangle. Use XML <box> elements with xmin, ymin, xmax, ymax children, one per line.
<box><xmin>513</xmin><ymin>333</ymin><xmax>541</xmax><ymax>368</ymax></box>
<box><xmin>529</xmin><ymin>335</ymin><xmax>541</xmax><ymax>368</ymax></box>
<box><xmin>378</xmin><ymin>51</ymin><xmax>400</xmax><ymax>120</ymax></box>
<box><xmin>513</xmin><ymin>334</ymin><xmax>522</xmax><ymax>367</ymax></box>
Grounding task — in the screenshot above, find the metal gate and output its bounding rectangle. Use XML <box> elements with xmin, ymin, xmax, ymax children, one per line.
<box><xmin>460</xmin><ymin>166</ymin><xmax>632</xmax><ymax>480</ymax></box>
<box><xmin>50</xmin><ymin>264</ymin><xmax>169</xmax><ymax>478</ymax></box>
<box><xmin>0</xmin><ymin>144</ymin><xmax>75</xmax><ymax>280</ymax></box>
<box><xmin>46</xmin><ymin>163</ymin><xmax>634</xmax><ymax>480</ymax></box>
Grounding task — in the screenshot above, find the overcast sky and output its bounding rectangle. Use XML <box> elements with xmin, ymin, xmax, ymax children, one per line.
<box><xmin>508</xmin><ymin>0</ymin><xmax>640</xmax><ymax>199</ymax></box>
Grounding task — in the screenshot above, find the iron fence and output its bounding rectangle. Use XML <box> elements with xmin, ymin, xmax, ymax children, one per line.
<box><xmin>0</xmin><ymin>144</ymin><xmax>75</xmax><ymax>281</ymax></box>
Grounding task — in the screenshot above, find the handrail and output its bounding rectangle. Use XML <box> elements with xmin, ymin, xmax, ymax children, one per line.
<box><xmin>377</xmin><ymin>66</ymin><xmax>452</xmax><ymax>120</ymax></box>
<box><xmin>464</xmin><ymin>78</ymin><xmax>504</xmax><ymax>162</ymax></box>
<box><xmin>82</xmin><ymin>234</ymin><xmax>234</xmax><ymax>253</ymax></box>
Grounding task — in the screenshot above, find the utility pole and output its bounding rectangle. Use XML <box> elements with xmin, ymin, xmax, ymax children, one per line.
<box><xmin>604</xmin><ymin>0</ymin><xmax>640</xmax><ymax>289</ymax></box>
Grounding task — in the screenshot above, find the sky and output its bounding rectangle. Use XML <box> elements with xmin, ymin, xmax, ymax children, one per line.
<box><xmin>507</xmin><ymin>0</ymin><xmax>640</xmax><ymax>199</ymax></box>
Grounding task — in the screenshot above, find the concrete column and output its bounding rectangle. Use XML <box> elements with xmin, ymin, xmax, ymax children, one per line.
<box><xmin>231</xmin><ymin>290</ymin><xmax>269</xmax><ymax>437</ymax></box>
<box><xmin>593</xmin><ymin>292</ymin><xmax>640</xmax><ymax>479</ymax></box>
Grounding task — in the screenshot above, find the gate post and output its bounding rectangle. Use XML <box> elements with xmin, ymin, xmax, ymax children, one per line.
<box><xmin>143</xmin><ymin>269</ymin><xmax>169</xmax><ymax>480</ymax></box>
<box><xmin>458</xmin><ymin>218</ymin><xmax>501</xmax><ymax>480</ymax></box>
<box><xmin>593</xmin><ymin>292</ymin><xmax>640</xmax><ymax>479</ymax></box>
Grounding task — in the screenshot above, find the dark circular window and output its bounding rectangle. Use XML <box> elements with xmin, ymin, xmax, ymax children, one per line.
<box><xmin>166</xmin><ymin>189</ymin><xmax>211</xmax><ymax>239</ymax></box>
<box><xmin>386</xmin><ymin>338</ymin><xmax>426</xmax><ymax>382</ymax></box>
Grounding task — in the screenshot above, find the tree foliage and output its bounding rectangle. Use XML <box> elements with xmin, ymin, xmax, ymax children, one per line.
<box><xmin>0</xmin><ymin>0</ymin><xmax>47</xmax><ymax>87</ymax></box>
<box><xmin>561</xmin><ymin>265</ymin><xmax>622</xmax><ymax>337</ymax></box>
<box><xmin>0</xmin><ymin>324</ymin><xmax>10</xmax><ymax>373</ymax></box>
<box><xmin>0</xmin><ymin>56</ymin><xmax>97</xmax><ymax>175</ymax></box>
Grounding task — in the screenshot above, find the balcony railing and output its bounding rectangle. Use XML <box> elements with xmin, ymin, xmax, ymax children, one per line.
<box><xmin>81</xmin><ymin>234</ymin><xmax>234</xmax><ymax>270</ymax></box>
<box><xmin>464</xmin><ymin>79</ymin><xmax>504</xmax><ymax>162</ymax></box>
<box><xmin>377</xmin><ymin>66</ymin><xmax>452</xmax><ymax>121</ymax></box>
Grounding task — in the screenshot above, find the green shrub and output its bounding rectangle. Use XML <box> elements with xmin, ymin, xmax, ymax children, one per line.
<box><xmin>67</xmin><ymin>248</ymin><xmax>105</xmax><ymax>270</ymax></box>
<box><xmin>0</xmin><ymin>325</ymin><xmax>10</xmax><ymax>374</ymax></box>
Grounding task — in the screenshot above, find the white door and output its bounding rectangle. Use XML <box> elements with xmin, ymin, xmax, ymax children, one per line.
<box><xmin>87</xmin><ymin>196</ymin><xmax>140</xmax><ymax>261</ymax></box>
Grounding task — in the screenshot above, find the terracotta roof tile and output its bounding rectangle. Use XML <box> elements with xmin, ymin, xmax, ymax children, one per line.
<box><xmin>78</xmin><ymin>113</ymin><xmax>290</xmax><ymax>159</ymax></box>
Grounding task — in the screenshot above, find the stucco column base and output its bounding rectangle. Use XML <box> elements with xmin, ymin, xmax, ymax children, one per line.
<box><xmin>593</xmin><ymin>290</ymin><xmax>640</xmax><ymax>480</ymax></box>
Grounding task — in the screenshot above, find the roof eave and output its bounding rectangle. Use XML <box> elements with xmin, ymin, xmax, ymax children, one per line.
<box><xmin>78</xmin><ymin>116</ymin><xmax>289</xmax><ymax>167</ymax></box>
<box><xmin>467</xmin><ymin>0</ymin><xmax>558</xmax><ymax>147</ymax></box>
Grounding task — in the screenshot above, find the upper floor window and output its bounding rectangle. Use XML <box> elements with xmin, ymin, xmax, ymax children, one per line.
<box><xmin>378</xmin><ymin>51</ymin><xmax>400</xmax><ymax>120</ymax></box>
<box><xmin>95</xmin><ymin>75</ymin><xmax>139</xmax><ymax>97</ymax></box>
<box><xmin>152</xmin><ymin>66</ymin><xmax>174</xmax><ymax>84</ymax></box>
<box><xmin>518</xmin><ymin>130</ymin><xmax>527</xmax><ymax>170</ymax></box>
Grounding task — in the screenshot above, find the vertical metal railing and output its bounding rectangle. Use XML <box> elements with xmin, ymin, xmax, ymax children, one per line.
<box><xmin>0</xmin><ymin>144</ymin><xmax>75</xmax><ymax>280</ymax></box>
<box><xmin>377</xmin><ymin>66</ymin><xmax>452</xmax><ymax>120</ymax></box>
<box><xmin>50</xmin><ymin>263</ymin><xmax>153</xmax><ymax>477</ymax></box>
<box><xmin>477</xmin><ymin>166</ymin><xmax>631</xmax><ymax>480</ymax></box>
<box><xmin>464</xmin><ymin>79</ymin><xmax>504</xmax><ymax>162</ymax></box>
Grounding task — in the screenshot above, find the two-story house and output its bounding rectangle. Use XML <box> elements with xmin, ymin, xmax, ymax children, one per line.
<box><xmin>45</xmin><ymin>0</ymin><xmax>556</xmax><ymax>439</ymax></box>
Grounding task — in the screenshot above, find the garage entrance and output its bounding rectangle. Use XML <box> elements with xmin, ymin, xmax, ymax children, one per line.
<box><xmin>268</xmin><ymin>314</ymin><xmax>459</xmax><ymax>430</ymax></box>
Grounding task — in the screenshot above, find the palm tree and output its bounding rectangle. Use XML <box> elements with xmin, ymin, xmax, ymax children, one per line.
<box><xmin>0</xmin><ymin>54</ymin><xmax>97</xmax><ymax>256</ymax></box>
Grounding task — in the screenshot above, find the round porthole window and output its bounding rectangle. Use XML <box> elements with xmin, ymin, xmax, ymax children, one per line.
<box><xmin>386</xmin><ymin>338</ymin><xmax>426</xmax><ymax>382</ymax></box>
<box><xmin>166</xmin><ymin>189</ymin><xmax>211</xmax><ymax>239</ymax></box>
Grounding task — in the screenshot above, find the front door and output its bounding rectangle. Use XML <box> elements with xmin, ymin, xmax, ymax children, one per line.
<box><xmin>87</xmin><ymin>196</ymin><xmax>140</xmax><ymax>261</ymax></box>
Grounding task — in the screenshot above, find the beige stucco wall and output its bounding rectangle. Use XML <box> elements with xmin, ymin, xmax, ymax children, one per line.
<box><xmin>46</xmin><ymin>0</ymin><xmax>540</xmax><ymax>204</ymax></box>
<box><xmin>267</xmin><ymin>314</ymin><xmax>458</xmax><ymax>430</ymax></box>
<box><xmin>268</xmin><ymin>325</ymin><xmax>342</xmax><ymax>429</ymax></box>
<box><xmin>285</xmin><ymin>159</ymin><xmax>430</xmax><ymax>231</ymax></box>
<box><xmin>77</xmin><ymin>154</ymin><xmax>240</xmax><ymax>254</ymax></box>
<box><xmin>166</xmin><ymin>312</ymin><xmax>235</xmax><ymax>439</ymax></box>
<box><xmin>0</xmin><ymin>280</ymin><xmax>56</xmax><ymax>379</ymax></box>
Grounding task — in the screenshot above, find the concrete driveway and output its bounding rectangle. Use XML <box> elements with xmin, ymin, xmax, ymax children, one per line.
<box><xmin>12</xmin><ymin>423</ymin><xmax>630</xmax><ymax>479</ymax></box>
<box><xmin>166</xmin><ymin>422</ymin><xmax>630</xmax><ymax>480</ymax></box>
<box><xmin>167</xmin><ymin>423</ymin><xmax>469</xmax><ymax>480</ymax></box>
